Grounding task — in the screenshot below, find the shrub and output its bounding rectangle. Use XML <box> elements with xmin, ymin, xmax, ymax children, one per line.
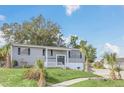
<box><xmin>66</xmin><ymin>67</ymin><xmax>71</xmax><ymax>70</ymax></box>
<box><xmin>24</xmin><ymin>59</ymin><xmax>46</xmax><ymax>87</ymax></box>
<box><xmin>93</xmin><ymin>62</ymin><xmax>104</xmax><ymax>69</ymax></box>
<box><xmin>23</xmin><ymin>65</ymin><xmax>33</xmax><ymax>68</ymax></box>
<box><xmin>114</xmin><ymin>66</ymin><xmax>122</xmax><ymax>72</ymax></box>
<box><xmin>0</xmin><ymin>61</ymin><xmax>5</xmax><ymax>67</ymax></box>
<box><xmin>36</xmin><ymin>59</ymin><xmax>44</xmax><ymax>69</ymax></box>
<box><xmin>12</xmin><ymin>60</ymin><xmax>18</xmax><ymax>67</ymax></box>
<box><xmin>24</xmin><ymin>68</ymin><xmax>41</xmax><ymax>81</ymax></box>
<box><xmin>35</xmin><ymin>59</ymin><xmax>47</xmax><ymax>78</ymax></box>
<box><xmin>114</xmin><ymin>66</ymin><xmax>122</xmax><ymax>80</ymax></box>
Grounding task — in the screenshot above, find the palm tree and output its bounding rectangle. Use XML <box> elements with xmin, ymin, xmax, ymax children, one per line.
<box><xmin>79</xmin><ymin>40</ymin><xmax>88</xmax><ymax>71</ymax></box>
<box><xmin>0</xmin><ymin>48</ymin><xmax>5</xmax><ymax>66</ymax></box>
<box><xmin>36</xmin><ymin>59</ymin><xmax>46</xmax><ymax>87</ymax></box>
<box><xmin>80</xmin><ymin>40</ymin><xmax>96</xmax><ymax>72</ymax></box>
<box><xmin>104</xmin><ymin>53</ymin><xmax>117</xmax><ymax>80</ymax></box>
<box><xmin>0</xmin><ymin>44</ymin><xmax>11</xmax><ymax>68</ymax></box>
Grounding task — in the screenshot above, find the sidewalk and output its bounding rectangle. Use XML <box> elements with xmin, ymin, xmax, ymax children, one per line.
<box><xmin>50</xmin><ymin>78</ymin><xmax>89</xmax><ymax>87</ymax></box>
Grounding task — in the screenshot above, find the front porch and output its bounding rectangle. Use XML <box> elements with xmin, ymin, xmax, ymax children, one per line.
<box><xmin>44</xmin><ymin>48</ymin><xmax>69</xmax><ymax>68</ymax></box>
<box><xmin>44</xmin><ymin>48</ymin><xmax>84</xmax><ymax>70</ymax></box>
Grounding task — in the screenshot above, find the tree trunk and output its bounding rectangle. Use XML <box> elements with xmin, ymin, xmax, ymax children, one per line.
<box><xmin>85</xmin><ymin>60</ymin><xmax>89</xmax><ymax>72</ymax></box>
<box><xmin>83</xmin><ymin>55</ymin><xmax>86</xmax><ymax>71</ymax></box>
<box><xmin>110</xmin><ymin>69</ymin><xmax>117</xmax><ymax>80</ymax></box>
<box><xmin>6</xmin><ymin>54</ymin><xmax>11</xmax><ymax>68</ymax></box>
<box><xmin>37</xmin><ymin>70</ymin><xmax>46</xmax><ymax>87</ymax></box>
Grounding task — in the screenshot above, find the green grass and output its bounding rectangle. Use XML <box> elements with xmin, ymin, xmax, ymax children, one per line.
<box><xmin>0</xmin><ymin>68</ymin><xmax>96</xmax><ymax>87</ymax></box>
<box><xmin>70</xmin><ymin>80</ymin><xmax>124</xmax><ymax>87</ymax></box>
<box><xmin>46</xmin><ymin>68</ymin><xmax>96</xmax><ymax>85</ymax></box>
<box><xmin>0</xmin><ymin>68</ymin><xmax>37</xmax><ymax>87</ymax></box>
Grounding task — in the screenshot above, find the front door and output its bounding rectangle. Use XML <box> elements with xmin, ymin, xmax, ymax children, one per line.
<box><xmin>56</xmin><ymin>55</ymin><xmax>66</xmax><ymax>66</ymax></box>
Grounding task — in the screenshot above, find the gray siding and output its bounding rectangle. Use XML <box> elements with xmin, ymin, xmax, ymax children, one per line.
<box><xmin>12</xmin><ymin>46</ymin><xmax>84</xmax><ymax>69</ymax></box>
<box><xmin>68</xmin><ymin>50</ymin><xmax>84</xmax><ymax>63</ymax></box>
<box><xmin>12</xmin><ymin>46</ymin><xmax>45</xmax><ymax>66</ymax></box>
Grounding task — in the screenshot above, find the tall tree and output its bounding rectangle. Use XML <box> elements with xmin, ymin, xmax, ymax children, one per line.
<box><xmin>68</xmin><ymin>35</ymin><xmax>78</xmax><ymax>48</ymax></box>
<box><xmin>79</xmin><ymin>40</ymin><xmax>87</xmax><ymax>71</ymax></box>
<box><xmin>79</xmin><ymin>40</ymin><xmax>96</xmax><ymax>72</ymax></box>
<box><xmin>104</xmin><ymin>53</ymin><xmax>117</xmax><ymax>80</ymax></box>
<box><xmin>0</xmin><ymin>44</ymin><xmax>11</xmax><ymax>68</ymax></box>
<box><xmin>57</xmin><ymin>32</ymin><xmax>65</xmax><ymax>47</ymax></box>
<box><xmin>87</xmin><ymin>44</ymin><xmax>97</xmax><ymax>63</ymax></box>
<box><xmin>1</xmin><ymin>15</ymin><xmax>65</xmax><ymax>46</ymax></box>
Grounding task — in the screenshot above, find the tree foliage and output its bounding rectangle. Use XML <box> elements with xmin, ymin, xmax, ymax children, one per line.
<box><xmin>104</xmin><ymin>52</ymin><xmax>117</xmax><ymax>80</ymax></box>
<box><xmin>79</xmin><ymin>40</ymin><xmax>96</xmax><ymax>72</ymax></box>
<box><xmin>1</xmin><ymin>15</ymin><xmax>65</xmax><ymax>47</ymax></box>
<box><xmin>0</xmin><ymin>14</ymin><xmax>97</xmax><ymax>71</ymax></box>
<box><xmin>69</xmin><ymin>35</ymin><xmax>79</xmax><ymax>48</ymax></box>
<box><xmin>0</xmin><ymin>44</ymin><xmax>11</xmax><ymax>67</ymax></box>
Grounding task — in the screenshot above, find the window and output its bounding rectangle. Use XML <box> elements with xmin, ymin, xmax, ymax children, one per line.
<box><xmin>69</xmin><ymin>51</ymin><xmax>71</xmax><ymax>58</ymax></box>
<box><xmin>80</xmin><ymin>52</ymin><xmax>82</xmax><ymax>58</ymax></box>
<box><xmin>18</xmin><ymin>47</ymin><xmax>20</xmax><ymax>55</ymax></box>
<box><xmin>20</xmin><ymin>48</ymin><xmax>29</xmax><ymax>55</ymax></box>
<box><xmin>51</xmin><ymin>50</ymin><xmax>53</xmax><ymax>56</ymax></box>
<box><xmin>28</xmin><ymin>48</ymin><xmax>30</xmax><ymax>55</ymax></box>
<box><xmin>43</xmin><ymin>49</ymin><xmax>45</xmax><ymax>56</ymax></box>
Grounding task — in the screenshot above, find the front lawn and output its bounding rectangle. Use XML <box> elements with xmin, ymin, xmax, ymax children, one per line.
<box><xmin>0</xmin><ymin>68</ymin><xmax>37</xmax><ymax>87</ymax></box>
<box><xmin>70</xmin><ymin>80</ymin><xmax>124</xmax><ymax>87</ymax></box>
<box><xmin>0</xmin><ymin>68</ymin><xmax>97</xmax><ymax>87</ymax></box>
<box><xmin>46</xmin><ymin>68</ymin><xmax>97</xmax><ymax>85</ymax></box>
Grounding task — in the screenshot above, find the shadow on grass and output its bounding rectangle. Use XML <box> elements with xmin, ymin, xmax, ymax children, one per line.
<box><xmin>46</xmin><ymin>76</ymin><xmax>60</xmax><ymax>86</ymax></box>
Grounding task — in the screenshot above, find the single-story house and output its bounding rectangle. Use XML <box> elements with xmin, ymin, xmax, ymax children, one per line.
<box><xmin>104</xmin><ymin>58</ymin><xmax>124</xmax><ymax>70</ymax></box>
<box><xmin>10</xmin><ymin>44</ymin><xmax>84</xmax><ymax>70</ymax></box>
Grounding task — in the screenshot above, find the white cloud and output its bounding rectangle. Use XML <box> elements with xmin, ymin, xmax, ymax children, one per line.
<box><xmin>104</xmin><ymin>43</ymin><xmax>120</xmax><ymax>54</ymax></box>
<box><xmin>0</xmin><ymin>31</ymin><xmax>6</xmax><ymax>47</ymax></box>
<box><xmin>64</xmin><ymin>5</ymin><xmax>80</xmax><ymax>16</ymax></box>
<box><xmin>0</xmin><ymin>15</ymin><xmax>6</xmax><ymax>21</ymax></box>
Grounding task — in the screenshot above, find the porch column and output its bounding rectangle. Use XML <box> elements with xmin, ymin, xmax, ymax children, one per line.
<box><xmin>66</xmin><ymin>50</ymin><xmax>69</xmax><ymax>68</ymax></box>
<box><xmin>45</xmin><ymin>48</ymin><xmax>48</xmax><ymax>67</ymax></box>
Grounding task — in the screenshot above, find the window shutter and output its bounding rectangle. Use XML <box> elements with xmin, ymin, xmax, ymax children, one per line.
<box><xmin>18</xmin><ymin>47</ymin><xmax>20</xmax><ymax>55</ymax></box>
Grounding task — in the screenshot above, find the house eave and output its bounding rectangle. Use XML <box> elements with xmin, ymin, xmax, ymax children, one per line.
<box><xmin>12</xmin><ymin>43</ymin><xmax>80</xmax><ymax>51</ymax></box>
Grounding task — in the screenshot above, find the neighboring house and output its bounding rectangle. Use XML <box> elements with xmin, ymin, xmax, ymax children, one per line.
<box><xmin>104</xmin><ymin>58</ymin><xmax>124</xmax><ymax>69</ymax></box>
<box><xmin>117</xmin><ymin>58</ymin><xmax>124</xmax><ymax>68</ymax></box>
<box><xmin>10</xmin><ymin>44</ymin><xmax>84</xmax><ymax>70</ymax></box>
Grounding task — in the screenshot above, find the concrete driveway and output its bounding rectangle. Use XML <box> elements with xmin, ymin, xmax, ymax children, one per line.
<box><xmin>93</xmin><ymin>69</ymin><xmax>124</xmax><ymax>79</ymax></box>
<box><xmin>93</xmin><ymin>69</ymin><xmax>110</xmax><ymax>79</ymax></box>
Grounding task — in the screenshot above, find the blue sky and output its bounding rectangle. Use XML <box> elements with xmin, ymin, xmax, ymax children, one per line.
<box><xmin>0</xmin><ymin>5</ymin><xmax>124</xmax><ymax>59</ymax></box>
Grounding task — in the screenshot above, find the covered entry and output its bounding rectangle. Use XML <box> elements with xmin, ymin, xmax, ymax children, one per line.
<box><xmin>56</xmin><ymin>54</ymin><xmax>66</xmax><ymax>66</ymax></box>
